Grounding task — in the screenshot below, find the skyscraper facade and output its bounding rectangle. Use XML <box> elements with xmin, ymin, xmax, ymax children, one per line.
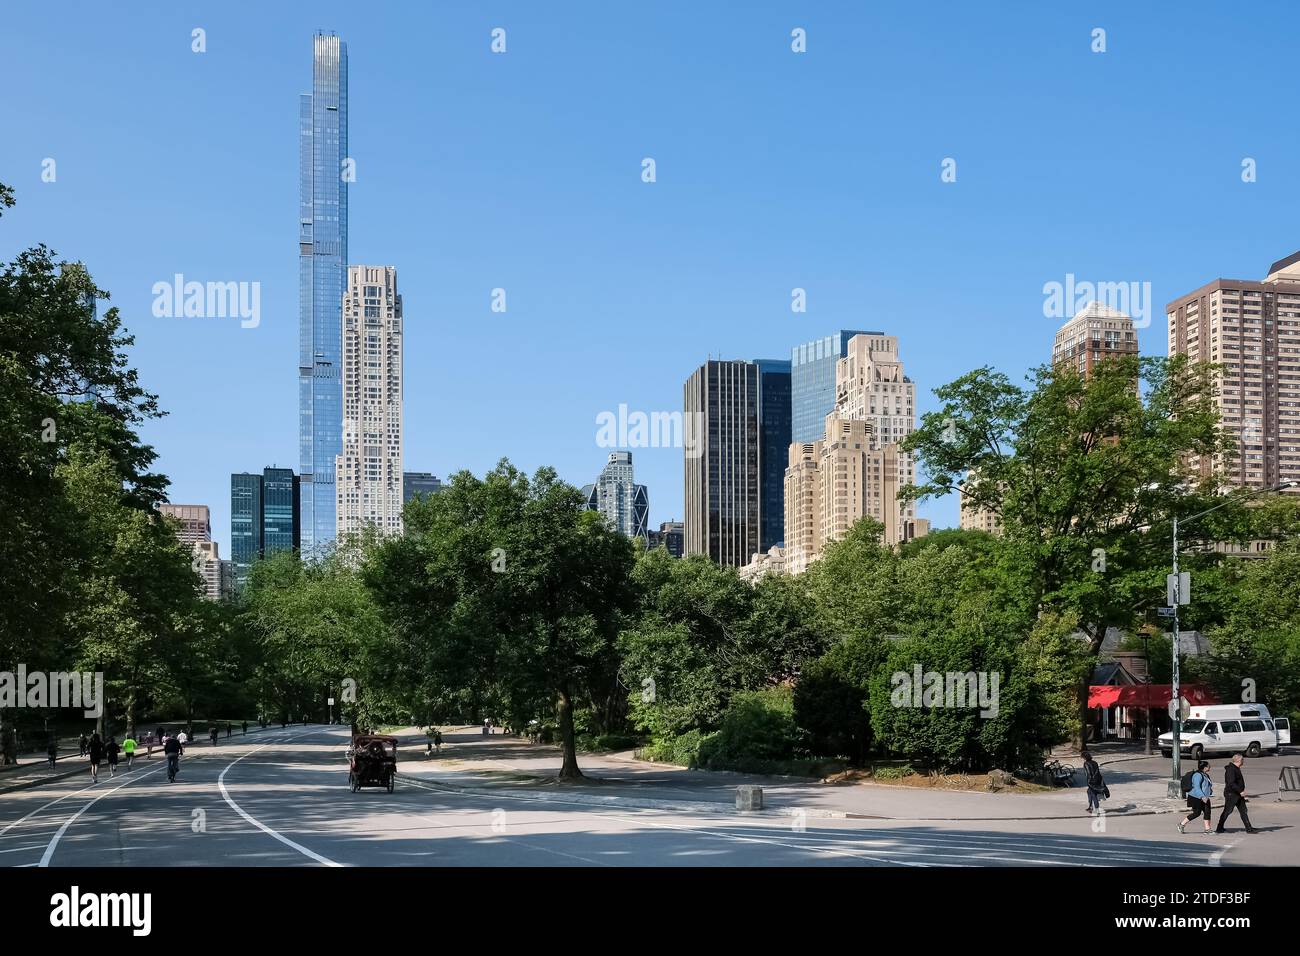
<box><xmin>231</xmin><ymin>468</ymin><xmax>302</xmax><ymax>590</ymax></box>
<box><xmin>402</xmin><ymin>472</ymin><xmax>443</xmax><ymax>504</ymax></box>
<box><xmin>336</xmin><ymin>265</ymin><xmax>404</xmax><ymax>538</ymax></box>
<box><xmin>157</xmin><ymin>504</ymin><xmax>211</xmax><ymax>548</ymax></box>
<box><xmin>298</xmin><ymin>31</ymin><xmax>349</xmax><ymax>554</ymax></box>
<box><xmin>783</xmin><ymin>333</ymin><xmax>925</xmax><ymax>573</ymax></box>
<box><xmin>683</xmin><ymin>359</ymin><xmax>790</xmax><ymax>566</ymax></box>
<box><xmin>1166</xmin><ymin>253</ymin><xmax>1300</xmax><ymax>494</ymax></box>
<box><xmin>790</xmin><ymin>330</ymin><xmax>876</xmax><ymax>443</ymax></box>
<box><xmin>581</xmin><ymin>451</ymin><xmax>649</xmax><ymax>539</ymax></box>
<box><xmin>1052</xmin><ymin>301</ymin><xmax>1139</xmax><ymax>376</ymax></box>
<box><xmin>754</xmin><ymin>359</ymin><xmax>792</xmax><ymax>551</ymax></box>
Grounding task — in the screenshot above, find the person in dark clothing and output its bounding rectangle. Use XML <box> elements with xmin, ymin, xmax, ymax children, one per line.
<box><xmin>242</xmin><ymin>721</ymin><xmax>248</xmax><ymax>735</ymax></box>
<box><xmin>78</xmin><ymin>733</ymin><xmax>88</xmax><ymax>757</ymax></box>
<box><xmin>105</xmin><ymin>737</ymin><xmax>120</xmax><ymax>777</ymax></box>
<box><xmin>1082</xmin><ymin>751</ymin><xmax>1107</xmax><ymax>814</ymax></box>
<box><xmin>1216</xmin><ymin>754</ymin><xmax>1259</xmax><ymax>834</ymax></box>
<box><xmin>87</xmin><ymin>733</ymin><xmax>105</xmax><ymax>783</ymax></box>
<box><xmin>163</xmin><ymin>733</ymin><xmax>183</xmax><ymax>782</ymax></box>
<box><xmin>47</xmin><ymin>738</ymin><xmax>58</xmax><ymax>770</ymax></box>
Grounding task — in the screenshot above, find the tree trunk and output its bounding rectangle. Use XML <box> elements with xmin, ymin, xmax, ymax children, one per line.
<box><xmin>1075</xmin><ymin>624</ymin><xmax>1106</xmax><ymax>748</ymax></box>
<box><xmin>556</xmin><ymin>688</ymin><xmax>583</xmax><ymax>780</ymax></box>
<box><xmin>0</xmin><ymin>706</ymin><xmax>15</xmax><ymax>765</ymax></box>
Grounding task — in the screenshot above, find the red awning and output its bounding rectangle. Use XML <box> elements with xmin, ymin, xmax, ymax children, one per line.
<box><xmin>1087</xmin><ymin>684</ymin><xmax>1220</xmax><ymax>709</ymax></box>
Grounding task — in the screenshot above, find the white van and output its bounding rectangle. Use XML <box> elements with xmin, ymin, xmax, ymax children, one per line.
<box><xmin>1159</xmin><ymin>704</ymin><xmax>1290</xmax><ymax>758</ymax></box>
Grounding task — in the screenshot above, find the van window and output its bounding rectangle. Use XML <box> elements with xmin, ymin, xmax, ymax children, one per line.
<box><xmin>1204</xmin><ymin>722</ymin><xmax>1218</xmax><ymax>734</ymax></box>
<box><xmin>1240</xmin><ymin>710</ymin><xmax>1260</xmax><ymax>718</ymax></box>
<box><xmin>1241</xmin><ymin>719</ymin><xmax>1266</xmax><ymax>732</ymax></box>
<box><xmin>1183</xmin><ymin>720</ymin><xmax>1206</xmax><ymax>733</ymax></box>
<box><xmin>1265</xmin><ymin>719</ymin><xmax>1274</xmax><ymax>730</ymax></box>
<box><xmin>1278</xmin><ymin>719</ymin><xmax>1291</xmax><ymax>729</ymax></box>
<box><xmin>1221</xmin><ymin>721</ymin><xmax>1242</xmax><ymax>733</ymax></box>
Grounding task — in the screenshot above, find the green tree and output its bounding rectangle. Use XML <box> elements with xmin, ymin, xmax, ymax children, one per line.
<box><xmin>900</xmin><ymin>355</ymin><xmax>1259</xmax><ymax>740</ymax></box>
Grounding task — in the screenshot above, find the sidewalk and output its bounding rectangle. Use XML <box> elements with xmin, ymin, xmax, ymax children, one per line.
<box><xmin>0</xmin><ymin>723</ymin><xmax>289</xmax><ymax>796</ymax></box>
<box><xmin>388</xmin><ymin>727</ymin><xmax>1199</xmax><ymax>823</ymax></box>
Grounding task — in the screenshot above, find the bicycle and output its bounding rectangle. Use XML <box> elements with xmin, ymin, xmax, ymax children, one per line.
<box><xmin>166</xmin><ymin>754</ymin><xmax>180</xmax><ymax>783</ymax></box>
<box><xmin>1042</xmin><ymin>759</ymin><xmax>1077</xmax><ymax>787</ymax></box>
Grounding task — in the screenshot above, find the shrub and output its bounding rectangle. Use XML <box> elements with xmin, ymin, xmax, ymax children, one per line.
<box><xmin>697</xmin><ymin>686</ymin><xmax>801</xmax><ymax>771</ymax></box>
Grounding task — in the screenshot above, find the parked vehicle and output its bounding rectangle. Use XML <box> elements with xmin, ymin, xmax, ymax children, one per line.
<box><xmin>1158</xmin><ymin>704</ymin><xmax>1289</xmax><ymax>758</ymax></box>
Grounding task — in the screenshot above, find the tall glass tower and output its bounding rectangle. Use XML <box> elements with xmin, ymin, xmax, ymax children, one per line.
<box><xmin>790</xmin><ymin>330</ymin><xmax>876</xmax><ymax>443</ymax></box>
<box><xmin>298</xmin><ymin>32</ymin><xmax>348</xmax><ymax>554</ymax></box>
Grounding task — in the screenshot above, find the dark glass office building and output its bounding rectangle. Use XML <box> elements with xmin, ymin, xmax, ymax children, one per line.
<box><xmin>790</xmin><ymin>330</ymin><xmax>877</xmax><ymax>443</ymax></box>
<box><xmin>683</xmin><ymin>359</ymin><xmax>791</xmax><ymax>566</ymax></box>
<box><xmin>231</xmin><ymin>468</ymin><xmax>302</xmax><ymax>590</ymax></box>
<box><xmin>402</xmin><ymin>472</ymin><xmax>444</xmax><ymax>504</ymax></box>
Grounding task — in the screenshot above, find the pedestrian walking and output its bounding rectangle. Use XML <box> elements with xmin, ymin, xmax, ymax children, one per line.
<box><xmin>1082</xmin><ymin>750</ymin><xmax>1108</xmax><ymax>814</ymax></box>
<box><xmin>1179</xmin><ymin>760</ymin><xmax>1214</xmax><ymax>834</ymax></box>
<box><xmin>433</xmin><ymin>729</ymin><xmax>443</xmax><ymax>753</ymax></box>
<box><xmin>87</xmin><ymin>733</ymin><xmax>104</xmax><ymax>783</ymax></box>
<box><xmin>106</xmin><ymin>737</ymin><xmax>120</xmax><ymax>777</ymax></box>
<box><xmin>78</xmin><ymin>733</ymin><xmax>88</xmax><ymax>758</ymax></box>
<box><xmin>226</xmin><ymin>723</ymin><xmax>231</xmax><ymax>738</ymax></box>
<box><xmin>242</xmin><ymin>721</ymin><xmax>248</xmax><ymax>735</ymax></box>
<box><xmin>46</xmin><ymin>737</ymin><xmax>58</xmax><ymax>770</ymax></box>
<box><xmin>209</xmin><ymin>726</ymin><xmax>219</xmax><ymax>746</ymax></box>
<box><xmin>1215</xmin><ymin>754</ymin><xmax>1259</xmax><ymax>834</ymax></box>
<box><xmin>122</xmin><ymin>733</ymin><xmax>137</xmax><ymax>770</ymax></box>
<box><xmin>177</xmin><ymin>729</ymin><xmax>188</xmax><ymax>747</ymax></box>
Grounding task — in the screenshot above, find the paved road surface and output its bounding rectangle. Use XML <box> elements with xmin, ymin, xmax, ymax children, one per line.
<box><xmin>1</xmin><ymin>726</ymin><xmax>1292</xmax><ymax>867</ymax></box>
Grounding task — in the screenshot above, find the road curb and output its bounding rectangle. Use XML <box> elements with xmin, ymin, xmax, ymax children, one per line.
<box><xmin>393</xmin><ymin>769</ymin><xmax>1195</xmax><ymax>823</ymax></box>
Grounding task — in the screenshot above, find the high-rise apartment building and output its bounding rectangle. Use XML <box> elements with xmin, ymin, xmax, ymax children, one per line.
<box><xmin>231</xmin><ymin>468</ymin><xmax>302</xmax><ymax>590</ymax></box>
<box><xmin>402</xmin><ymin>472</ymin><xmax>443</xmax><ymax>504</ymax></box>
<box><xmin>336</xmin><ymin>265</ymin><xmax>404</xmax><ymax>537</ymax></box>
<box><xmin>683</xmin><ymin>359</ymin><xmax>791</xmax><ymax>566</ymax></box>
<box><xmin>299</xmin><ymin>31</ymin><xmax>349</xmax><ymax>553</ymax></box>
<box><xmin>581</xmin><ymin>451</ymin><xmax>649</xmax><ymax>540</ymax></box>
<box><xmin>1166</xmin><ymin>253</ymin><xmax>1300</xmax><ymax>494</ymax></box>
<box><xmin>782</xmin><ymin>334</ymin><xmax>924</xmax><ymax>573</ymax></box>
<box><xmin>958</xmin><ymin>474</ymin><xmax>1003</xmax><ymax>535</ymax></box>
<box><xmin>158</xmin><ymin>504</ymin><xmax>228</xmax><ymax>601</ymax></box>
<box><xmin>790</xmin><ymin>330</ymin><xmax>877</xmax><ymax>443</ymax></box>
<box><xmin>157</xmin><ymin>504</ymin><xmax>211</xmax><ymax>548</ymax></box>
<box><xmin>1052</xmin><ymin>301</ymin><xmax>1139</xmax><ymax>376</ymax></box>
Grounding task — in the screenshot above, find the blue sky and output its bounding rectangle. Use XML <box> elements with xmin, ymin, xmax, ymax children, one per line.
<box><xmin>4</xmin><ymin>1</ymin><xmax>1300</xmax><ymax>556</ymax></box>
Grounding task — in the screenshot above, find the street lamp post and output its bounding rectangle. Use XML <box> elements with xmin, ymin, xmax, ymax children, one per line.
<box><xmin>1141</xmin><ymin>631</ymin><xmax>1153</xmax><ymax>756</ymax></box>
<box><xmin>1164</xmin><ymin>480</ymin><xmax>1297</xmax><ymax>798</ymax></box>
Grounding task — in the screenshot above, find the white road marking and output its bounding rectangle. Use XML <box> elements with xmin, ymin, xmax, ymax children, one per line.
<box><xmin>1210</xmin><ymin>839</ymin><xmax>1238</xmax><ymax>866</ymax></box>
<box><xmin>217</xmin><ymin>731</ymin><xmax>342</xmax><ymax>867</ymax></box>
<box><xmin>38</xmin><ymin>764</ymin><xmax>167</xmax><ymax>866</ymax></box>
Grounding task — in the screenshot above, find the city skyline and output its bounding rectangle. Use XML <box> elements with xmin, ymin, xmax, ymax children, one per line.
<box><xmin>6</xmin><ymin>4</ymin><xmax>1300</xmax><ymax>558</ymax></box>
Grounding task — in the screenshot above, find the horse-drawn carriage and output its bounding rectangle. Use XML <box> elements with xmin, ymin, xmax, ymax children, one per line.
<box><xmin>347</xmin><ymin>734</ymin><xmax>397</xmax><ymax>793</ymax></box>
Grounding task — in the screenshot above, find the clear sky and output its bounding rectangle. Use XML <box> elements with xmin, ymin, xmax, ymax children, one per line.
<box><xmin>4</xmin><ymin>1</ymin><xmax>1299</xmax><ymax>556</ymax></box>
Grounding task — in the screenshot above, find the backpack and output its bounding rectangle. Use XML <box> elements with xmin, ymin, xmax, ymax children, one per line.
<box><xmin>1180</xmin><ymin>770</ymin><xmax>1196</xmax><ymax>796</ymax></box>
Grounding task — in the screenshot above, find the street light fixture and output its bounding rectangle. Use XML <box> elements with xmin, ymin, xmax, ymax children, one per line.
<box><xmin>1163</xmin><ymin>479</ymin><xmax>1298</xmax><ymax>797</ymax></box>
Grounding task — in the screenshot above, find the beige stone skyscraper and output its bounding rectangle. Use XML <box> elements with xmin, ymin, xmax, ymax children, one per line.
<box><xmin>1166</xmin><ymin>253</ymin><xmax>1300</xmax><ymax>494</ymax></box>
<box><xmin>783</xmin><ymin>334</ymin><xmax>925</xmax><ymax>573</ymax></box>
<box><xmin>336</xmin><ymin>266</ymin><xmax>404</xmax><ymax>537</ymax></box>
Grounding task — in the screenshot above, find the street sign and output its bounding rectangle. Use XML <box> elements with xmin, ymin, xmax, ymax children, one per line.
<box><xmin>328</xmin><ymin>697</ymin><xmax>335</xmax><ymax>706</ymax></box>
<box><xmin>1168</xmin><ymin>696</ymin><xmax>1190</xmax><ymax>721</ymax></box>
<box><xmin>1167</xmin><ymin>571</ymin><xmax>1190</xmax><ymax>606</ymax></box>
<box><xmin>1157</xmin><ymin>607</ymin><xmax>1175</xmax><ymax>618</ymax></box>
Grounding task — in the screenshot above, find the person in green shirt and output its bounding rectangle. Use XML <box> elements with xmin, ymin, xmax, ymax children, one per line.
<box><xmin>121</xmin><ymin>734</ymin><xmax>137</xmax><ymax>770</ymax></box>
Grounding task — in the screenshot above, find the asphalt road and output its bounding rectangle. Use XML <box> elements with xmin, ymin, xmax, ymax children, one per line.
<box><xmin>0</xmin><ymin>726</ymin><xmax>1292</xmax><ymax>867</ymax></box>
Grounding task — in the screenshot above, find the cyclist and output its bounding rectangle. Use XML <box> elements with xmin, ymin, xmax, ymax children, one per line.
<box><xmin>163</xmin><ymin>732</ymin><xmax>184</xmax><ymax>783</ymax></box>
<box><xmin>122</xmin><ymin>733</ymin><xmax>137</xmax><ymax>770</ymax></box>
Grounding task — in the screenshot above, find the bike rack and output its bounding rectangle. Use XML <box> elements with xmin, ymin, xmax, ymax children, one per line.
<box><xmin>1278</xmin><ymin>766</ymin><xmax>1300</xmax><ymax>802</ymax></box>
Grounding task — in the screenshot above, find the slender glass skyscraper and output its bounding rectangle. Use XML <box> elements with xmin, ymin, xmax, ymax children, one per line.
<box><xmin>298</xmin><ymin>32</ymin><xmax>349</xmax><ymax>553</ymax></box>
